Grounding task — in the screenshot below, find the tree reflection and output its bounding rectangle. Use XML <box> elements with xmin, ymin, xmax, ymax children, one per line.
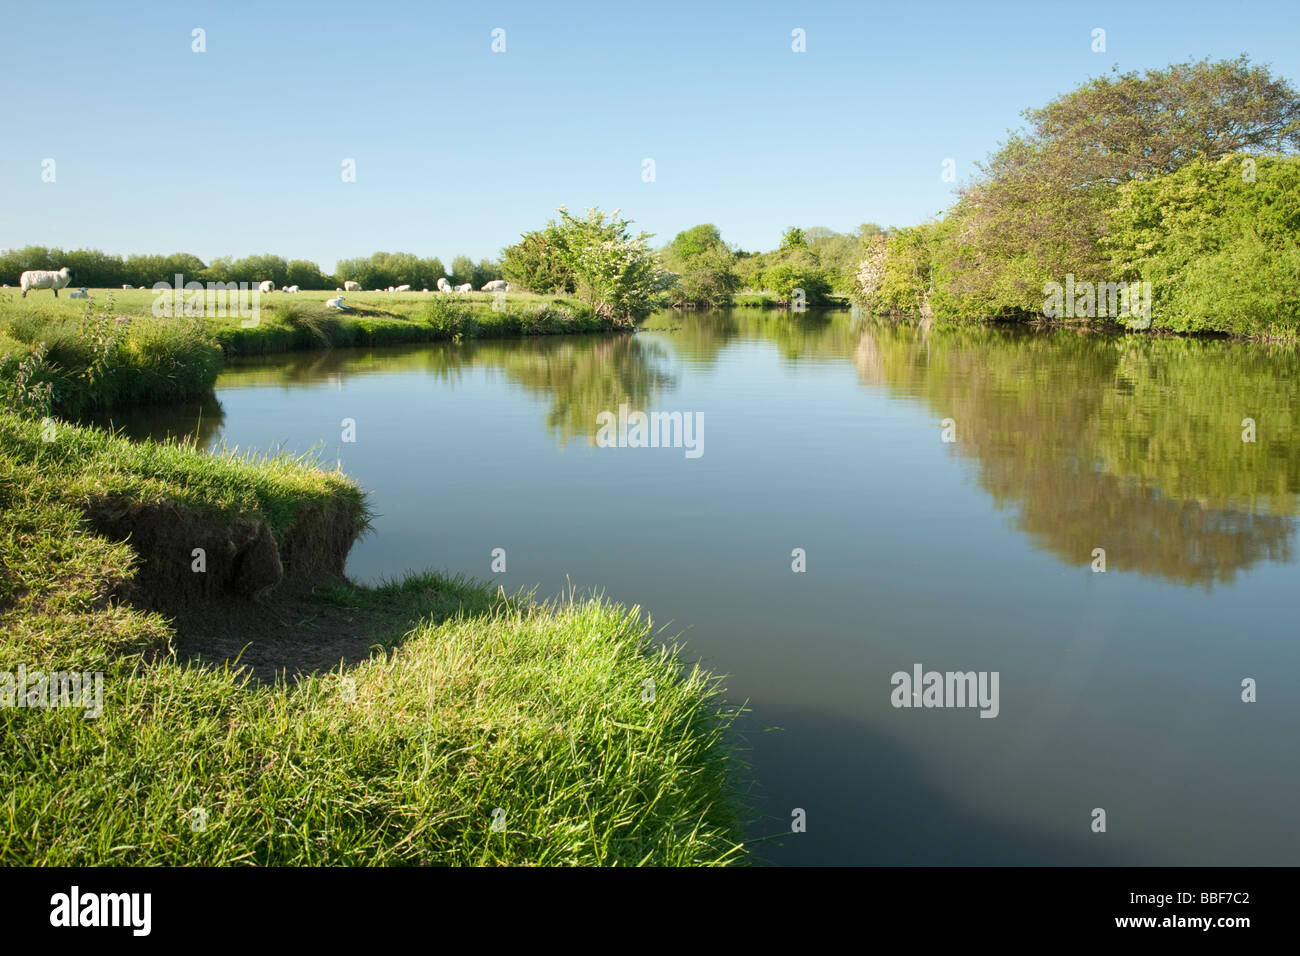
<box><xmin>854</xmin><ymin>321</ymin><xmax>1300</xmax><ymax>586</ymax></box>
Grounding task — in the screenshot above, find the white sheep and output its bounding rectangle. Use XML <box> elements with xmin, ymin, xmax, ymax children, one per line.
<box><xmin>69</xmin><ymin>287</ymin><xmax>90</xmax><ymax>299</ymax></box>
<box><xmin>422</xmin><ymin>287</ymin><xmax>429</xmax><ymax>292</ymax></box>
<box><xmin>344</xmin><ymin>280</ymin><xmax>361</xmax><ymax>292</ymax></box>
<box><xmin>285</xmin><ymin>285</ymin><xmax>300</xmax><ymax>293</ymax></box>
<box><xmin>122</xmin><ymin>284</ymin><xmax>135</xmax><ymax>290</ymax></box>
<box><xmin>325</xmin><ymin>294</ymin><xmax>349</xmax><ymax>311</ymax></box>
<box><xmin>454</xmin><ymin>283</ymin><xmax>472</xmax><ymax>293</ymax></box>
<box><xmin>394</xmin><ymin>284</ymin><xmax>411</xmax><ymax>292</ymax></box>
<box><xmin>481</xmin><ymin>279</ymin><xmax>509</xmax><ymax>292</ymax></box>
<box><xmin>20</xmin><ymin>267</ymin><xmax>73</xmax><ymax>298</ymax></box>
<box><xmin>436</xmin><ymin>277</ymin><xmax>453</xmax><ymax>293</ymax></box>
<box><xmin>258</xmin><ymin>280</ymin><xmax>274</xmax><ymax>294</ymax></box>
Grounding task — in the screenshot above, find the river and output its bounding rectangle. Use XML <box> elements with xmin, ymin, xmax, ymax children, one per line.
<box><xmin>101</xmin><ymin>309</ymin><xmax>1300</xmax><ymax>865</ymax></box>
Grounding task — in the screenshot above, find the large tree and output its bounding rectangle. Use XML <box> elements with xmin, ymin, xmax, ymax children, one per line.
<box><xmin>936</xmin><ymin>56</ymin><xmax>1300</xmax><ymax>317</ymax></box>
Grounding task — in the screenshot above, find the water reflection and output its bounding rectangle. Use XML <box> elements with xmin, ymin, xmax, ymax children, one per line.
<box><xmin>110</xmin><ymin>311</ymin><xmax>1300</xmax><ymax>587</ymax></box>
<box><xmin>853</xmin><ymin>322</ymin><xmax>1300</xmax><ymax>587</ymax></box>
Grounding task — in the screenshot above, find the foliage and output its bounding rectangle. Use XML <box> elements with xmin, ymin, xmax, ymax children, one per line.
<box><xmin>0</xmin><ymin>413</ymin><xmax>746</xmax><ymax>865</ymax></box>
<box><xmin>662</xmin><ymin>224</ymin><xmax>740</xmax><ymax>307</ymax></box>
<box><xmin>864</xmin><ymin>56</ymin><xmax>1300</xmax><ymax>331</ymax></box>
<box><xmin>1105</xmin><ymin>153</ymin><xmax>1300</xmax><ymax>335</ymax></box>
<box><xmin>503</xmin><ymin>208</ymin><xmax>672</xmax><ymax>322</ymax></box>
<box><xmin>500</xmin><ymin>225</ymin><xmax>574</xmax><ymax>294</ymax></box>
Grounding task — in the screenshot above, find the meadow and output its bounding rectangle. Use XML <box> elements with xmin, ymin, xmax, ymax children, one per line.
<box><xmin>0</xmin><ymin>287</ymin><xmax>621</xmax><ymax>417</ymax></box>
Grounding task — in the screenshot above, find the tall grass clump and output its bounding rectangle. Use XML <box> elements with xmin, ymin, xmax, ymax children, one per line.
<box><xmin>0</xmin><ymin>297</ymin><xmax>221</xmax><ymax>416</ymax></box>
<box><xmin>0</xmin><ymin>413</ymin><xmax>748</xmax><ymax>865</ymax></box>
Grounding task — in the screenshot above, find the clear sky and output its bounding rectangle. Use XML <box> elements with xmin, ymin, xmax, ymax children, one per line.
<box><xmin>2</xmin><ymin>0</ymin><xmax>1297</xmax><ymax>271</ymax></box>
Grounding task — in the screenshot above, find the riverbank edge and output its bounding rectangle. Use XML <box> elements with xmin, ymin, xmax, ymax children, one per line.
<box><xmin>858</xmin><ymin>308</ymin><xmax>1300</xmax><ymax>345</ymax></box>
<box><xmin>0</xmin><ymin>411</ymin><xmax>749</xmax><ymax>865</ymax></box>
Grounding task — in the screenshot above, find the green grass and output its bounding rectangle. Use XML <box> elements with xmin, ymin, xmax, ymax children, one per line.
<box><xmin>0</xmin><ymin>412</ymin><xmax>747</xmax><ymax>865</ymax></box>
<box><xmin>0</xmin><ymin>288</ymin><xmax>629</xmax><ymax>415</ymax></box>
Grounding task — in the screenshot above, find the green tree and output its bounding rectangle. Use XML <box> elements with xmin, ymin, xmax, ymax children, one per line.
<box><xmin>925</xmin><ymin>56</ymin><xmax>1300</xmax><ymax>319</ymax></box>
<box><xmin>1105</xmin><ymin>153</ymin><xmax>1300</xmax><ymax>335</ymax></box>
<box><xmin>663</xmin><ymin>224</ymin><xmax>740</xmax><ymax>307</ymax></box>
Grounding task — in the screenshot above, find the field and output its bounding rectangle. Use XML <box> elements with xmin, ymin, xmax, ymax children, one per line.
<box><xmin>0</xmin><ymin>287</ymin><xmax>625</xmax><ymax>416</ymax></box>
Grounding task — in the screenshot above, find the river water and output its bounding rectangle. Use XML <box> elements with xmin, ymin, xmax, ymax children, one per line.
<box><xmin>105</xmin><ymin>310</ymin><xmax>1300</xmax><ymax>865</ymax></box>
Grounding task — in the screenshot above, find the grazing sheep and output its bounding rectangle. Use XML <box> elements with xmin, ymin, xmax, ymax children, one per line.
<box><xmin>258</xmin><ymin>280</ymin><xmax>274</xmax><ymax>294</ymax></box>
<box><xmin>436</xmin><ymin>277</ymin><xmax>453</xmax><ymax>293</ymax></box>
<box><xmin>122</xmin><ymin>284</ymin><xmax>135</xmax><ymax>290</ymax></box>
<box><xmin>344</xmin><ymin>280</ymin><xmax>361</xmax><ymax>292</ymax></box>
<box><xmin>325</xmin><ymin>294</ymin><xmax>349</xmax><ymax>311</ymax></box>
<box><xmin>394</xmin><ymin>284</ymin><xmax>411</xmax><ymax>292</ymax></box>
<box><xmin>481</xmin><ymin>279</ymin><xmax>509</xmax><ymax>292</ymax></box>
<box><xmin>285</xmin><ymin>285</ymin><xmax>300</xmax><ymax>293</ymax></box>
<box><xmin>422</xmin><ymin>287</ymin><xmax>429</xmax><ymax>292</ymax></box>
<box><xmin>454</xmin><ymin>283</ymin><xmax>472</xmax><ymax>293</ymax></box>
<box><xmin>69</xmin><ymin>287</ymin><xmax>90</xmax><ymax>299</ymax></box>
<box><xmin>20</xmin><ymin>267</ymin><xmax>73</xmax><ymax>298</ymax></box>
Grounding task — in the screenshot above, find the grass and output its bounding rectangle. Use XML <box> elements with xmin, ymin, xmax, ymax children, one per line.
<box><xmin>0</xmin><ymin>288</ymin><xmax>629</xmax><ymax>415</ymax></box>
<box><xmin>0</xmin><ymin>411</ymin><xmax>747</xmax><ymax>865</ymax></box>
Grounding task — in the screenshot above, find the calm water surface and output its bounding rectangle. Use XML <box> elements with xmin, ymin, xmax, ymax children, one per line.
<box><xmin>108</xmin><ymin>310</ymin><xmax>1300</xmax><ymax>865</ymax></box>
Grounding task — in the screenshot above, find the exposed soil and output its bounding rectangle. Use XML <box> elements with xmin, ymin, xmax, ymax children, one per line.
<box><xmin>82</xmin><ymin>492</ymin><xmax>401</xmax><ymax>682</ymax></box>
<box><xmin>162</xmin><ymin>587</ymin><xmax>420</xmax><ymax>684</ymax></box>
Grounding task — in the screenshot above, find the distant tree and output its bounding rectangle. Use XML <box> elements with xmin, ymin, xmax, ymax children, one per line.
<box><xmin>449</xmin><ymin>255</ymin><xmax>475</xmax><ymax>287</ymax></box>
<box><xmin>663</xmin><ymin>224</ymin><xmax>740</xmax><ymax>307</ymax></box>
<box><xmin>780</xmin><ymin>226</ymin><xmax>808</xmax><ymax>250</ymax></box>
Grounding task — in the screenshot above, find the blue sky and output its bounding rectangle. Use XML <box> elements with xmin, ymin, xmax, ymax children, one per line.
<box><xmin>2</xmin><ymin>0</ymin><xmax>1297</xmax><ymax>270</ymax></box>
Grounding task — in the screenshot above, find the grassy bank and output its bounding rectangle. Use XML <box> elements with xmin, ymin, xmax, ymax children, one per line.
<box><xmin>0</xmin><ymin>288</ymin><xmax>626</xmax><ymax>416</ymax></box>
<box><xmin>0</xmin><ymin>412</ymin><xmax>747</xmax><ymax>865</ymax></box>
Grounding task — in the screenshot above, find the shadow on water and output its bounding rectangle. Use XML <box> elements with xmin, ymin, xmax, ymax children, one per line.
<box><xmin>740</xmin><ymin>705</ymin><xmax>1138</xmax><ymax>866</ymax></box>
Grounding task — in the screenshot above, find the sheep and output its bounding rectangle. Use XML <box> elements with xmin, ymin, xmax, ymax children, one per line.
<box><xmin>285</xmin><ymin>285</ymin><xmax>300</xmax><ymax>294</ymax></box>
<box><xmin>258</xmin><ymin>280</ymin><xmax>274</xmax><ymax>294</ymax></box>
<box><xmin>325</xmin><ymin>294</ymin><xmax>349</xmax><ymax>311</ymax></box>
<box><xmin>69</xmin><ymin>287</ymin><xmax>90</xmax><ymax>299</ymax></box>
<box><xmin>20</xmin><ymin>267</ymin><xmax>73</xmax><ymax>298</ymax></box>
<box><xmin>454</xmin><ymin>283</ymin><xmax>472</xmax><ymax>293</ymax></box>
<box><xmin>394</xmin><ymin>284</ymin><xmax>411</xmax><ymax>292</ymax></box>
<box><xmin>422</xmin><ymin>287</ymin><xmax>429</xmax><ymax>292</ymax></box>
<box><xmin>344</xmin><ymin>280</ymin><xmax>361</xmax><ymax>292</ymax></box>
<box><xmin>481</xmin><ymin>279</ymin><xmax>509</xmax><ymax>292</ymax></box>
<box><xmin>436</xmin><ymin>277</ymin><xmax>453</xmax><ymax>293</ymax></box>
<box><xmin>122</xmin><ymin>284</ymin><xmax>135</xmax><ymax>290</ymax></box>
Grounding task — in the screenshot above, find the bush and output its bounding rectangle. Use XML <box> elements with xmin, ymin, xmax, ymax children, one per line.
<box><xmin>1105</xmin><ymin>154</ymin><xmax>1300</xmax><ymax>336</ymax></box>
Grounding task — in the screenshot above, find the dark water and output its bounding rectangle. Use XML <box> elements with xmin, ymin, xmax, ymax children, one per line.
<box><xmin>105</xmin><ymin>310</ymin><xmax>1300</xmax><ymax>865</ymax></box>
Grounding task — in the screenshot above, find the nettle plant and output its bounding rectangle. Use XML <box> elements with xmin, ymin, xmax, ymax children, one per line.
<box><xmin>554</xmin><ymin>207</ymin><xmax>674</xmax><ymax>323</ymax></box>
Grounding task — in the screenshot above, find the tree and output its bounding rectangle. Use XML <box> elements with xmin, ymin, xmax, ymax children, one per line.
<box><xmin>663</xmin><ymin>224</ymin><xmax>740</xmax><ymax>307</ymax></box>
<box><xmin>500</xmin><ymin>227</ymin><xmax>573</xmax><ymax>294</ymax></box>
<box><xmin>1105</xmin><ymin>153</ymin><xmax>1300</xmax><ymax>335</ymax></box>
<box><xmin>933</xmin><ymin>56</ymin><xmax>1300</xmax><ymax>318</ymax></box>
<box><xmin>547</xmin><ymin>207</ymin><xmax>673</xmax><ymax>321</ymax></box>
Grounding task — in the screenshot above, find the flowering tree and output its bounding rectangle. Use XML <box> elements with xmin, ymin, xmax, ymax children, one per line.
<box><xmin>552</xmin><ymin>207</ymin><xmax>674</xmax><ymax>322</ymax></box>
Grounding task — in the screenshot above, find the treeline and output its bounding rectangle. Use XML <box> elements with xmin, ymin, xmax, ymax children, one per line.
<box><xmin>0</xmin><ymin>248</ymin><xmax>501</xmax><ymax>291</ymax></box>
<box><xmin>856</xmin><ymin>57</ymin><xmax>1300</xmax><ymax>337</ymax></box>
<box><xmin>501</xmin><ymin>216</ymin><xmax>881</xmax><ymax>309</ymax></box>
